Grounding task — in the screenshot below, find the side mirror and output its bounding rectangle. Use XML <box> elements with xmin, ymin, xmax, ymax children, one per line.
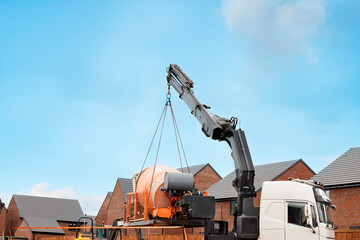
<box><xmin>305</xmin><ymin>204</ymin><xmax>316</xmax><ymax>233</ymax></box>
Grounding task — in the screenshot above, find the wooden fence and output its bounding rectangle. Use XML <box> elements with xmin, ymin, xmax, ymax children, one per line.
<box><xmin>335</xmin><ymin>229</ymin><xmax>360</xmax><ymax>240</ymax></box>
<box><xmin>38</xmin><ymin>236</ymin><xmax>74</xmax><ymax>240</ymax></box>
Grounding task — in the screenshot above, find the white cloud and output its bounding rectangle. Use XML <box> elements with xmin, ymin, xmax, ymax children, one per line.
<box><xmin>222</xmin><ymin>0</ymin><xmax>325</xmax><ymax>63</ymax></box>
<box><xmin>27</xmin><ymin>183</ymin><xmax>76</xmax><ymax>199</ymax></box>
<box><xmin>77</xmin><ymin>194</ymin><xmax>104</xmax><ymax>216</ymax></box>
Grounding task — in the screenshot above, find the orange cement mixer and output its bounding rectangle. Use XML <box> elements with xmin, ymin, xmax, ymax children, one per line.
<box><xmin>126</xmin><ymin>165</ymin><xmax>194</xmax><ymax>220</ymax></box>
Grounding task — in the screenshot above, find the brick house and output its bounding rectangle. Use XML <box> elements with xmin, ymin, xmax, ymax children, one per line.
<box><xmin>206</xmin><ymin>159</ymin><xmax>315</xmax><ymax>231</ymax></box>
<box><xmin>96</xmin><ymin>178</ymin><xmax>132</xmax><ymax>226</ymax></box>
<box><xmin>312</xmin><ymin>147</ymin><xmax>360</xmax><ymax>230</ymax></box>
<box><xmin>95</xmin><ymin>192</ymin><xmax>112</xmax><ymax>225</ymax></box>
<box><xmin>177</xmin><ymin>163</ymin><xmax>222</xmax><ymax>192</ymax></box>
<box><xmin>6</xmin><ymin>194</ymin><xmax>84</xmax><ymax>240</ymax></box>
<box><xmin>0</xmin><ymin>199</ymin><xmax>8</xmax><ymax>237</ymax></box>
<box><xmin>96</xmin><ymin>164</ymin><xmax>221</xmax><ymax>226</ymax></box>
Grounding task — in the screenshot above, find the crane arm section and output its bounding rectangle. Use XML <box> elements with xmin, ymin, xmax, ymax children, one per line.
<box><xmin>166</xmin><ymin>64</ymin><xmax>256</xmax><ymax>199</ymax></box>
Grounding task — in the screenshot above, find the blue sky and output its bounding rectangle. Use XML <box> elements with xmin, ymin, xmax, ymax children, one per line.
<box><xmin>1</xmin><ymin>0</ymin><xmax>359</xmax><ymax>215</ymax></box>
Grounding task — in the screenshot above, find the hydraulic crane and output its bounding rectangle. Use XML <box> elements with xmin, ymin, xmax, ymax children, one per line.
<box><xmin>167</xmin><ymin>64</ymin><xmax>259</xmax><ymax>240</ymax></box>
<box><xmin>166</xmin><ymin>64</ymin><xmax>336</xmax><ymax>240</ymax></box>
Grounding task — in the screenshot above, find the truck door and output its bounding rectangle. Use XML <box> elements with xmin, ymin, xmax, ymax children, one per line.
<box><xmin>316</xmin><ymin>202</ymin><xmax>335</xmax><ymax>240</ymax></box>
<box><xmin>285</xmin><ymin>202</ymin><xmax>319</xmax><ymax>240</ymax></box>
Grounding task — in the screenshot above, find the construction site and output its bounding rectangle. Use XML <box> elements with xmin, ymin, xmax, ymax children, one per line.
<box><xmin>1</xmin><ymin>1</ymin><xmax>360</xmax><ymax>240</ymax></box>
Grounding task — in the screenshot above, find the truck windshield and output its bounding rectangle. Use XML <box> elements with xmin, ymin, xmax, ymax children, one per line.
<box><xmin>314</xmin><ymin>188</ymin><xmax>334</xmax><ymax>227</ymax></box>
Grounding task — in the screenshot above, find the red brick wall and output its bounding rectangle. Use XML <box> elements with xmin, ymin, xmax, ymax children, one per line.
<box><xmin>0</xmin><ymin>206</ymin><xmax>6</xmax><ymax>236</ymax></box>
<box><xmin>214</xmin><ymin>201</ymin><xmax>234</xmax><ymax>231</ymax></box>
<box><xmin>7</xmin><ymin>197</ymin><xmax>21</xmax><ymax>236</ymax></box>
<box><xmin>96</xmin><ymin>193</ymin><xmax>111</xmax><ymax>225</ymax></box>
<box><xmin>194</xmin><ymin>165</ymin><xmax>221</xmax><ymax>192</ymax></box>
<box><xmin>57</xmin><ymin>221</ymin><xmax>85</xmax><ymax>236</ymax></box>
<box><xmin>33</xmin><ymin>233</ymin><xmax>65</xmax><ymax>240</ymax></box>
<box><xmin>14</xmin><ymin>220</ymin><xmax>33</xmax><ymax>240</ymax></box>
<box><xmin>253</xmin><ymin>190</ymin><xmax>262</xmax><ymax>207</ymax></box>
<box><xmin>13</xmin><ymin>220</ymin><xmax>86</xmax><ymax>240</ymax></box>
<box><xmin>275</xmin><ymin>160</ymin><xmax>315</xmax><ymax>182</ymax></box>
<box><xmin>328</xmin><ymin>186</ymin><xmax>360</xmax><ymax>229</ymax></box>
<box><xmin>106</xmin><ymin>181</ymin><xmax>125</xmax><ymax>225</ymax></box>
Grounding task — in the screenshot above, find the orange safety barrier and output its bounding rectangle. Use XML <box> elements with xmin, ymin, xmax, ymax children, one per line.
<box><xmin>11</xmin><ymin>225</ymin><xmax>189</xmax><ymax>239</ymax></box>
<box><xmin>125</xmin><ymin>189</ymin><xmax>149</xmax><ymax>222</ymax></box>
<box><xmin>12</xmin><ymin>226</ymin><xmax>184</xmax><ymax>229</ymax></box>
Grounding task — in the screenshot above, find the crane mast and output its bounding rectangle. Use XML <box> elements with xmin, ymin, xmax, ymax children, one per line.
<box><xmin>167</xmin><ymin>64</ymin><xmax>259</xmax><ymax>240</ymax></box>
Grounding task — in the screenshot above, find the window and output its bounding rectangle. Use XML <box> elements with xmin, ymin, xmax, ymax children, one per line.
<box><xmin>325</xmin><ymin>204</ymin><xmax>334</xmax><ymax>227</ymax></box>
<box><xmin>317</xmin><ymin>202</ymin><xmax>326</xmax><ymax>223</ymax></box>
<box><xmin>69</xmin><ymin>222</ymin><xmax>79</xmax><ymax>231</ymax></box>
<box><xmin>311</xmin><ymin>205</ymin><xmax>318</xmax><ymax>228</ymax></box>
<box><xmin>230</xmin><ymin>200</ymin><xmax>236</xmax><ymax>215</ymax></box>
<box><xmin>287</xmin><ymin>202</ymin><xmax>308</xmax><ymax>227</ymax></box>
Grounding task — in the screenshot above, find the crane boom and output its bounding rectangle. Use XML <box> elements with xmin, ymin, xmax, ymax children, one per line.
<box><xmin>167</xmin><ymin>64</ymin><xmax>259</xmax><ymax>240</ymax></box>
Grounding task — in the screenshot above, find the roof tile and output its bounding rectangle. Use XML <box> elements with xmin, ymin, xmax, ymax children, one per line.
<box><xmin>14</xmin><ymin>195</ymin><xmax>83</xmax><ymax>222</ymax></box>
<box><xmin>312</xmin><ymin>147</ymin><xmax>360</xmax><ymax>187</ymax></box>
<box><xmin>206</xmin><ymin>159</ymin><xmax>300</xmax><ymax>199</ymax></box>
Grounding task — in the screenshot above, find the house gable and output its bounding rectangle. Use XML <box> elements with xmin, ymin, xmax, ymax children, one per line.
<box><xmin>194</xmin><ymin>164</ymin><xmax>222</xmax><ymax>191</ymax></box>
<box><xmin>96</xmin><ymin>192</ymin><xmax>112</xmax><ymax>225</ymax></box>
<box><xmin>14</xmin><ymin>219</ymin><xmax>32</xmax><ymax>240</ymax></box>
<box><xmin>106</xmin><ymin>180</ymin><xmax>126</xmax><ymax>225</ymax></box>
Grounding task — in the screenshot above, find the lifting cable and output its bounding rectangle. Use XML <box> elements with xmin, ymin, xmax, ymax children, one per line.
<box><xmin>139</xmin><ymin>83</ymin><xmax>190</xmax><ymax>203</ymax></box>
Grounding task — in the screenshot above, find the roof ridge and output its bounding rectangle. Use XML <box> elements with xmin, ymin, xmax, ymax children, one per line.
<box><xmin>23</xmin><ymin>217</ymin><xmax>57</xmax><ymax>220</ymax></box>
<box><xmin>117</xmin><ymin>177</ymin><xmax>131</xmax><ymax>180</ymax></box>
<box><xmin>349</xmin><ymin>147</ymin><xmax>360</xmax><ymax>150</ymax></box>
<box><xmin>255</xmin><ymin>159</ymin><xmax>300</xmax><ymax>167</ymax></box>
<box><xmin>14</xmin><ymin>194</ymin><xmax>78</xmax><ymax>201</ymax></box>
<box><xmin>177</xmin><ymin>163</ymin><xmax>207</xmax><ymax>170</ymax></box>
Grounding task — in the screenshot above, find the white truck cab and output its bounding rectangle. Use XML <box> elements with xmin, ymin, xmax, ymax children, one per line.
<box><xmin>259</xmin><ymin>179</ymin><xmax>335</xmax><ymax>240</ymax></box>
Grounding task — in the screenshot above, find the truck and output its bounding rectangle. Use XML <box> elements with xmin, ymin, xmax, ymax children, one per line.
<box><xmin>166</xmin><ymin>64</ymin><xmax>336</xmax><ymax>240</ymax></box>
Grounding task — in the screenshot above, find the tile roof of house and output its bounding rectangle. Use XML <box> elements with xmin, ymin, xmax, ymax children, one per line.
<box><xmin>312</xmin><ymin>147</ymin><xmax>360</xmax><ymax>187</ymax></box>
<box><xmin>177</xmin><ymin>163</ymin><xmax>207</xmax><ymax>175</ymax></box>
<box><xmin>206</xmin><ymin>159</ymin><xmax>304</xmax><ymax>200</ymax></box>
<box><xmin>177</xmin><ymin>163</ymin><xmax>221</xmax><ymax>178</ymax></box>
<box><xmin>23</xmin><ymin>217</ymin><xmax>65</xmax><ymax>234</ymax></box>
<box><xmin>13</xmin><ymin>194</ymin><xmax>83</xmax><ymax>222</ymax></box>
<box><xmin>117</xmin><ymin>178</ymin><xmax>133</xmax><ymax>202</ymax></box>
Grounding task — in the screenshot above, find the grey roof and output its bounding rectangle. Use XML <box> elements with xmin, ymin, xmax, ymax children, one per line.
<box><xmin>13</xmin><ymin>195</ymin><xmax>83</xmax><ymax>222</ymax></box>
<box><xmin>177</xmin><ymin>163</ymin><xmax>209</xmax><ymax>175</ymax></box>
<box><xmin>312</xmin><ymin>147</ymin><xmax>360</xmax><ymax>187</ymax></box>
<box><xmin>117</xmin><ymin>178</ymin><xmax>133</xmax><ymax>202</ymax></box>
<box><xmin>206</xmin><ymin>159</ymin><xmax>303</xmax><ymax>199</ymax></box>
<box><xmin>23</xmin><ymin>217</ymin><xmax>65</xmax><ymax>234</ymax></box>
